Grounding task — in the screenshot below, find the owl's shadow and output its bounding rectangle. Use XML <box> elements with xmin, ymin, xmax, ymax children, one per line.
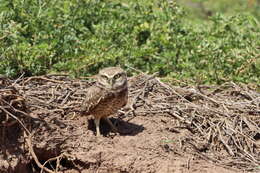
<box><xmin>87</xmin><ymin>118</ymin><xmax>144</xmax><ymax>136</ymax></box>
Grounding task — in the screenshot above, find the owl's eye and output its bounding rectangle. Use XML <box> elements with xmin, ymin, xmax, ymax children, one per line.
<box><xmin>100</xmin><ymin>75</ymin><xmax>109</xmax><ymax>80</ymax></box>
<box><xmin>114</xmin><ymin>74</ymin><xmax>121</xmax><ymax>80</ymax></box>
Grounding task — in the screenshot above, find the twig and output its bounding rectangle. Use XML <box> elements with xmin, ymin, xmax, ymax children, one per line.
<box><xmin>217</xmin><ymin>125</ymin><xmax>234</xmax><ymax>156</ymax></box>
<box><xmin>23</xmin><ymin>76</ymin><xmax>65</xmax><ymax>84</ymax></box>
<box><xmin>25</xmin><ymin>133</ymin><xmax>56</xmax><ymax>173</ymax></box>
<box><xmin>0</xmin><ymin>107</ymin><xmax>30</xmax><ymax>134</ymax></box>
<box><xmin>40</xmin><ymin>153</ymin><xmax>75</xmax><ymax>173</ymax></box>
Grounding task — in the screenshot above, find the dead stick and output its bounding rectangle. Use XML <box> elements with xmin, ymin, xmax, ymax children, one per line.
<box><xmin>25</xmin><ymin>133</ymin><xmax>56</xmax><ymax>173</ymax></box>
<box><xmin>23</xmin><ymin>76</ymin><xmax>65</xmax><ymax>84</ymax></box>
<box><xmin>217</xmin><ymin>125</ymin><xmax>234</xmax><ymax>156</ymax></box>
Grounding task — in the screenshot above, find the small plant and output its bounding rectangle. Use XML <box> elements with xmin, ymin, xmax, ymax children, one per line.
<box><xmin>0</xmin><ymin>0</ymin><xmax>259</xmax><ymax>84</ymax></box>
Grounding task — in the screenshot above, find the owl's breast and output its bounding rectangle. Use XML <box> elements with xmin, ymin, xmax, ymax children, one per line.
<box><xmin>89</xmin><ymin>88</ymin><xmax>128</xmax><ymax>118</ymax></box>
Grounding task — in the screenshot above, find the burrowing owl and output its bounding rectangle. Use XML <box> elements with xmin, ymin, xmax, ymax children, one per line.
<box><xmin>81</xmin><ymin>67</ymin><xmax>128</xmax><ymax>136</ymax></box>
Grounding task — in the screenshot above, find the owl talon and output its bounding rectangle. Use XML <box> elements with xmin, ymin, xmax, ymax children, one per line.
<box><xmin>96</xmin><ymin>130</ymin><xmax>101</xmax><ymax>136</ymax></box>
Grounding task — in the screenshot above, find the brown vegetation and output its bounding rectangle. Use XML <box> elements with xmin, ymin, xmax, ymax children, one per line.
<box><xmin>0</xmin><ymin>74</ymin><xmax>259</xmax><ymax>172</ymax></box>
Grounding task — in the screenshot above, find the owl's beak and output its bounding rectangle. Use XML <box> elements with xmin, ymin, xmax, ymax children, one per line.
<box><xmin>109</xmin><ymin>78</ymin><xmax>113</xmax><ymax>87</ymax></box>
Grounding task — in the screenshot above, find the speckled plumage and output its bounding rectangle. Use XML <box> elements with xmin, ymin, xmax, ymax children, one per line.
<box><xmin>81</xmin><ymin>67</ymin><xmax>128</xmax><ymax>136</ymax></box>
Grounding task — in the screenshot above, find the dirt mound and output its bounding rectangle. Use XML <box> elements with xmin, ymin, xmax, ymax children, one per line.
<box><xmin>0</xmin><ymin>76</ymin><xmax>31</xmax><ymax>172</ymax></box>
<box><xmin>0</xmin><ymin>74</ymin><xmax>259</xmax><ymax>173</ymax></box>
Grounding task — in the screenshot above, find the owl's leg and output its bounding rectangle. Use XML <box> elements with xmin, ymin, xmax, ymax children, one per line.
<box><xmin>94</xmin><ymin>117</ymin><xmax>101</xmax><ymax>136</ymax></box>
<box><xmin>104</xmin><ymin>117</ymin><xmax>118</xmax><ymax>133</ymax></box>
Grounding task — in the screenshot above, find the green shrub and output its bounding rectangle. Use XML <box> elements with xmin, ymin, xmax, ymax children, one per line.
<box><xmin>0</xmin><ymin>0</ymin><xmax>259</xmax><ymax>84</ymax></box>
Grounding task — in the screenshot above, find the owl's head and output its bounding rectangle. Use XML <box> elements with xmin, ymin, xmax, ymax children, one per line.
<box><xmin>96</xmin><ymin>67</ymin><xmax>127</xmax><ymax>92</ymax></box>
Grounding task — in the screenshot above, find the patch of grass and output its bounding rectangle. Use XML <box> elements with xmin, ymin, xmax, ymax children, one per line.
<box><xmin>0</xmin><ymin>0</ymin><xmax>259</xmax><ymax>84</ymax></box>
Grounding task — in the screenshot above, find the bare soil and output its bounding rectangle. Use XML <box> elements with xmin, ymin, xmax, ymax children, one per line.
<box><xmin>0</xmin><ymin>74</ymin><xmax>259</xmax><ymax>173</ymax></box>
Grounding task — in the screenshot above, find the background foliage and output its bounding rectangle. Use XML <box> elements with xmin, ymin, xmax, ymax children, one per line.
<box><xmin>0</xmin><ymin>0</ymin><xmax>259</xmax><ymax>84</ymax></box>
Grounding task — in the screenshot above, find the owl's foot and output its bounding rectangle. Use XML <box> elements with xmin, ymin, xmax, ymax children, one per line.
<box><xmin>104</xmin><ymin>117</ymin><xmax>118</xmax><ymax>133</ymax></box>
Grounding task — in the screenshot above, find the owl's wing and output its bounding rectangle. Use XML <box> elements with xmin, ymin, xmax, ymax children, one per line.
<box><xmin>81</xmin><ymin>86</ymin><xmax>104</xmax><ymax>114</ymax></box>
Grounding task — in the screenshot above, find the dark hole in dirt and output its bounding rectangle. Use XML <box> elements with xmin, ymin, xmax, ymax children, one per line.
<box><xmin>254</xmin><ymin>133</ymin><xmax>260</xmax><ymax>140</ymax></box>
<box><xmin>27</xmin><ymin>146</ymin><xmax>92</xmax><ymax>172</ymax></box>
<box><xmin>1</xmin><ymin>124</ymin><xmax>21</xmax><ymax>146</ymax></box>
<box><xmin>29</xmin><ymin>156</ymin><xmax>91</xmax><ymax>173</ymax></box>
